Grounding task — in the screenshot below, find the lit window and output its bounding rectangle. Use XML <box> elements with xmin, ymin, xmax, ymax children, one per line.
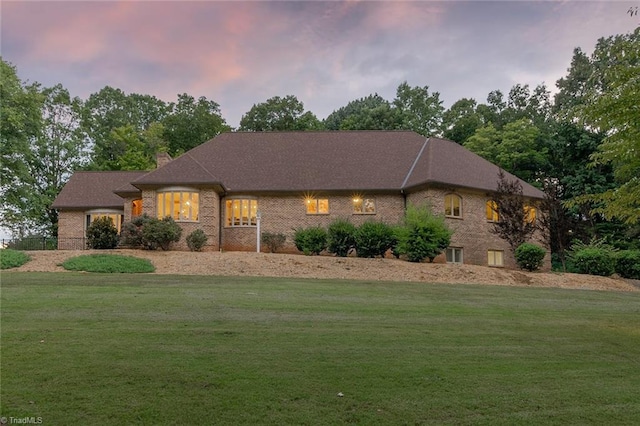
<box><xmin>306</xmin><ymin>198</ymin><xmax>329</xmax><ymax>214</ymax></box>
<box><xmin>353</xmin><ymin>198</ymin><xmax>376</xmax><ymax>214</ymax></box>
<box><xmin>157</xmin><ymin>191</ymin><xmax>199</xmax><ymax>221</ymax></box>
<box><xmin>486</xmin><ymin>200</ymin><xmax>499</xmax><ymax>222</ymax></box>
<box><xmin>226</xmin><ymin>199</ymin><xmax>258</xmax><ymax>227</ymax></box>
<box><xmin>132</xmin><ymin>199</ymin><xmax>143</xmax><ymax>217</ymax></box>
<box><xmin>488</xmin><ymin>250</ymin><xmax>504</xmax><ymax>267</ymax></box>
<box><xmin>444</xmin><ymin>194</ymin><xmax>462</xmax><ymax>218</ymax></box>
<box><xmin>446</xmin><ymin>247</ymin><xmax>463</xmax><ymax>264</ymax></box>
<box><xmin>86</xmin><ymin>214</ymin><xmax>124</xmax><ymax>233</ymax></box>
<box><xmin>524</xmin><ymin>205</ymin><xmax>537</xmax><ymax>224</ymax></box>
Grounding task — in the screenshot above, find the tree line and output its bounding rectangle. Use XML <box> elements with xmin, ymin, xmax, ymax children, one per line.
<box><xmin>1</xmin><ymin>28</ymin><xmax>638</xmax><ymax>267</ymax></box>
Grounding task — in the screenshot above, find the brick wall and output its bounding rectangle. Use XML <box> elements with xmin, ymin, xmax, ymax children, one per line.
<box><xmin>57</xmin><ymin>211</ymin><xmax>86</xmax><ymax>249</ymax></box>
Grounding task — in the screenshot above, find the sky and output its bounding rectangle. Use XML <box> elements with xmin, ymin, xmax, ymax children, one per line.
<box><xmin>2</xmin><ymin>0</ymin><xmax>639</xmax><ymax>130</ymax></box>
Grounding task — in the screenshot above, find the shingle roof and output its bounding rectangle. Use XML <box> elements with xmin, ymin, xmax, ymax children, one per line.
<box><xmin>133</xmin><ymin>131</ymin><xmax>544</xmax><ymax>198</ymax></box>
<box><xmin>51</xmin><ymin>171</ymin><xmax>146</xmax><ymax>209</ymax></box>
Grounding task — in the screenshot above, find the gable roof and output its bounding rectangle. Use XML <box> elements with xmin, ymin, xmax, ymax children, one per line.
<box><xmin>133</xmin><ymin>131</ymin><xmax>544</xmax><ymax>198</ymax></box>
<box><xmin>51</xmin><ymin>171</ymin><xmax>146</xmax><ymax>210</ymax></box>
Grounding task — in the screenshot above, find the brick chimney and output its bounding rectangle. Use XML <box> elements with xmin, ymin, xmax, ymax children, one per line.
<box><xmin>156</xmin><ymin>152</ymin><xmax>172</xmax><ymax>169</ymax></box>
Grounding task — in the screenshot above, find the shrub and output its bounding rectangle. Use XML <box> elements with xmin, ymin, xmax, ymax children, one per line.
<box><xmin>120</xmin><ymin>214</ymin><xmax>154</xmax><ymax>249</ymax></box>
<box><xmin>293</xmin><ymin>227</ymin><xmax>327</xmax><ymax>255</ymax></box>
<box><xmin>327</xmin><ymin>219</ymin><xmax>356</xmax><ymax>257</ymax></box>
<box><xmin>86</xmin><ymin>216</ymin><xmax>119</xmax><ymax>249</ymax></box>
<box><xmin>186</xmin><ymin>229</ymin><xmax>208</xmax><ymax>252</ymax></box>
<box><xmin>354</xmin><ymin>221</ymin><xmax>395</xmax><ymax>258</ymax></box>
<box><xmin>571</xmin><ymin>248</ymin><xmax>616</xmax><ymax>277</ymax></box>
<box><xmin>1</xmin><ymin>249</ymin><xmax>30</xmax><ymax>269</ymax></box>
<box><xmin>142</xmin><ymin>216</ymin><xmax>182</xmax><ymax>251</ymax></box>
<box><xmin>62</xmin><ymin>254</ymin><xmax>155</xmax><ymax>273</ymax></box>
<box><xmin>615</xmin><ymin>250</ymin><xmax>640</xmax><ymax>279</ymax></box>
<box><xmin>394</xmin><ymin>204</ymin><xmax>452</xmax><ymax>262</ymax></box>
<box><xmin>261</xmin><ymin>232</ymin><xmax>286</xmax><ymax>253</ymax></box>
<box><xmin>514</xmin><ymin>243</ymin><xmax>546</xmax><ymax>271</ymax></box>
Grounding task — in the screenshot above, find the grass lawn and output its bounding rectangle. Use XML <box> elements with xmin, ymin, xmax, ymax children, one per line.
<box><xmin>2</xmin><ymin>273</ymin><xmax>639</xmax><ymax>425</ymax></box>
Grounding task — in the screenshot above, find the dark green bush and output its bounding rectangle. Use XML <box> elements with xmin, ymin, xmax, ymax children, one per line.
<box><xmin>615</xmin><ymin>250</ymin><xmax>640</xmax><ymax>279</ymax></box>
<box><xmin>394</xmin><ymin>204</ymin><xmax>452</xmax><ymax>262</ymax></box>
<box><xmin>293</xmin><ymin>227</ymin><xmax>327</xmax><ymax>255</ymax></box>
<box><xmin>120</xmin><ymin>214</ymin><xmax>154</xmax><ymax>249</ymax></box>
<box><xmin>514</xmin><ymin>243</ymin><xmax>546</xmax><ymax>271</ymax></box>
<box><xmin>1</xmin><ymin>249</ymin><xmax>30</xmax><ymax>269</ymax></box>
<box><xmin>327</xmin><ymin>219</ymin><xmax>356</xmax><ymax>257</ymax></box>
<box><xmin>571</xmin><ymin>248</ymin><xmax>616</xmax><ymax>277</ymax></box>
<box><xmin>354</xmin><ymin>221</ymin><xmax>395</xmax><ymax>258</ymax></box>
<box><xmin>261</xmin><ymin>232</ymin><xmax>286</xmax><ymax>253</ymax></box>
<box><xmin>86</xmin><ymin>216</ymin><xmax>119</xmax><ymax>249</ymax></box>
<box><xmin>142</xmin><ymin>216</ymin><xmax>182</xmax><ymax>251</ymax></box>
<box><xmin>186</xmin><ymin>229</ymin><xmax>208</xmax><ymax>252</ymax></box>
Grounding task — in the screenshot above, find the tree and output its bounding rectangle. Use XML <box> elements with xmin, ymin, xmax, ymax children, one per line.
<box><xmin>442</xmin><ymin>98</ymin><xmax>483</xmax><ymax>144</ymax></box>
<box><xmin>489</xmin><ymin>170</ymin><xmax>538</xmax><ymax>253</ymax></box>
<box><xmin>393</xmin><ymin>81</ymin><xmax>444</xmax><ymax>137</ymax></box>
<box><xmin>239</xmin><ymin>95</ymin><xmax>323</xmax><ymax>131</ymax></box>
<box><xmin>162</xmin><ymin>94</ymin><xmax>230</xmax><ymax>155</ymax></box>
<box><xmin>1</xmin><ymin>83</ymin><xmax>88</xmax><ymax>237</ymax></box>
<box><xmin>324</xmin><ymin>94</ymin><xmax>398</xmax><ymax>130</ymax></box>
<box><xmin>571</xmin><ymin>28</ymin><xmax>640</xmax><ymax>225</ymax></box>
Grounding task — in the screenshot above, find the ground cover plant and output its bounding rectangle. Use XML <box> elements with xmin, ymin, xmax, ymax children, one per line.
<box><xmin>0</xmin><ymin>249</ymin><xmax>30</xmax><ymax>269</ymax></box>
<box><xmin>61</xmin><ymin>254</ymin><xmax>155</xmax><ymax>273</ymax></box>
<box><xmin>2</xmin><ymin>273</ymin><xmax>639</xmax><ymax>425</ymax></box>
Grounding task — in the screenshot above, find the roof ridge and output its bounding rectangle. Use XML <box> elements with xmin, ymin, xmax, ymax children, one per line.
<box><xmin>184</xmin><ymin>151</ymin><xmax>221</xmax><ymax>182</ymax></box>
<box><xmin>401</xmin><ymin>137</ymin><xmax>429</xmax><ymax>189</ymax></box>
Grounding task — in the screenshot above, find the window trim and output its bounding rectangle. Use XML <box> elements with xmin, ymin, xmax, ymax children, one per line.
<box><xmin>444</xmin><ymin>194</ymin><xmax>462</xmax><ymax>218</ymax></box>
<box><xmin>446</xmin><ymin>247</ymin><xmax>463</xmax><ymax>264</ymax></box>
<box><xmin>225</xmin><ymin>197</ymin><xmax>258</xmax><ymax>227</ymax></box>
<box><xmin>353</xmin><ymin>197</ymin><xmax>376</xmax><ymax>215</ymax></box>
<box><xmin>156</xmin><ymin>189</ymin><xmax>200</xmax><ymax>222</ymax></box>
<box><xmin>487</xmin><ymin>249</ymin><xmax>504</xmax><ymax>267</ymax></box>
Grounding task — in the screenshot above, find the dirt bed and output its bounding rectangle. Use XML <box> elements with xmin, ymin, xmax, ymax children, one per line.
<box><xmin>10</xmin><ymin>249</ymin><xmax>638</xmax><ymax>292</ymax></box>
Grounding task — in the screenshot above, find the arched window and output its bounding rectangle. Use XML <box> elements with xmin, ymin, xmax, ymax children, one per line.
<box><xmin>444</xmin><ymin>194</ymin><xmax>462</xmax><ymax>218</ymax></box>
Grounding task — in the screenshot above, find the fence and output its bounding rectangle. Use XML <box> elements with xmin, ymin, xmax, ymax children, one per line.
<box><xmin>1</xmin><ymin>237</ymin><xmax>87</xmax><ymax>251</ymax></box>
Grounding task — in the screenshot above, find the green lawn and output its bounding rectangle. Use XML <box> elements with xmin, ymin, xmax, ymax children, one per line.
<box><xmin>2</xmin><ymin>273</ymin><xmax>639</xmax><ymax>425</ymax></box>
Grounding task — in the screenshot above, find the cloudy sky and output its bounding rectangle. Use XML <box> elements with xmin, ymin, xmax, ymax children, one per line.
<box><xmin>2</xmin><ymin>1</ymin><xmax>638</xmax><ymax>128</ymax></box>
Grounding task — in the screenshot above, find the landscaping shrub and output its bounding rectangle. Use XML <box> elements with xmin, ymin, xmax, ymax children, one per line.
<box><xmin>514</xmin><ymin>243</ymin><xmax>546</xmax><ymax>271</ymax></box>
<box><xmin>86</xmin><ymin>216</ymin><xmax>119</xmax><ymax>249</ymax></box>
<box><xmin>327</xmin><ymin>219</ymin><xmax>356</xmax><ymax>257</ymax></box>
<box><xmin>571</xmin><ymin>248</ymin><xmax>616</xmax><ymax>277</ymax></box>
<box><xmin>261</xmin><ymin>232</ymin><xmax>286</xmax><ymax>253</ymax></box>
<box><xmin>62</xmin><ymin>254</ymin><xmax>155</xmax><ymax>273</ymax></box>
<box><xmin>1</xmin><ymin>249</ymin><xmax>30</xmax><ymax>269</ymax></box>
<box><xmin>293</xmin><ymin>227</ymin><xmax>327</xmax><ymax>255</ymax></box>
<box><xmin>354</xmin><ymin>221</ymin><xmax>395</xmax><ymax>258</ymax></box>
<box><xmin>142</xmin><ymin>216</ymin><xmax>182</xmax><ymax>251</ymax></box>
<box><xmin>615</xmin><ymin>250</ymin><xmax>640</xmax><ymax>279</ymax></box>
<box><xmin>120</xmin><ymin>214</ymin><xmax>154</xmax><ymax>249</ymax></box>
<box><xmin>186</xmin><ymin>229</ymin><xmax>208</xmax><ymax>252</ymax></box>
<box><xmin>394</xmin><ymin>204</ymin><xmax>452</xmax><ymax>262</ymax></box>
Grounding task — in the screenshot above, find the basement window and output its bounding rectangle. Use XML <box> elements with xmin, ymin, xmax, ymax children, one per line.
<box><xmin>487</xmin><ymin>250</ymin><xmax>504</xmax><ymax>267</ymax></box>
<box><xmin>446</xmin><ymin>247</ymin><xmax>463</xmax><ymax>264</ymax></box>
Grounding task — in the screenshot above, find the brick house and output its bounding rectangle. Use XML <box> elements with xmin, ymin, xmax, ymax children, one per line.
<box><xmin>52</xmin><ymin>131</ymin><xmax>547</xmax><ymax>268</ymax></box>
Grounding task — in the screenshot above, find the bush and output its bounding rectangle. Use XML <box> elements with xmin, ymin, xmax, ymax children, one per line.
<box><xmin>86</xmin><ymin>216</ymin><xmax>119</xmax><ymax>249</ymax></box>
<box><xmin>354</xmin><ymin>221</ymin><xmax>395</xmax><ymax>258</ymax></box>
<box><xmin>293</xmin><ymin>227</ymin><xmax>327</xmax><ymax>255</ymax></box>
<box><xmin>327</xmin><ymin>219</ymin><xmax>356</xmax><ymax>257</ymax></box>
<box><xmin>120</xmin><ymin>214</ymin><xmax>154</xmax><ymax>249</ymax></box>
<box><xmin>394</xmin><ymin>204</ymin><xmax>452</xmax><ymax>262</ymax></box>
<box><xmin>261</xmin><ymin>232</ymin><xmax>286</xmax><ymax>253</ymax></box>
<box><xmin>571</xmin><ymin>248</ymin><xmax>616</xmax><ymax>277</ymax></box>
<box><xmin>514</xmin><ymin>243</ymin><xmax>546</xmax><ymax>271</ymax></box>
<box><xmin>1</xmin><ymin>249</ymin><xmax>30</xmax><ymax>269</ymax></box>
<box><xmin>62</xmin><ymin>254</ymin><xmax>155</xmax><ymax>273</ymax></box>
<box><xmin>186</xmin><ymin>229</ymin><xmax>208</xmax><ymax>252</ymax></box>
<box><xmin>142</xmin><ymin>216</ymin><xmax>182</xmax><ymax>251</ymax></box>
<box><xmin>615</xmin><ymin>250</ymin><xmax>640</xmax><ymax>279</ymax></box>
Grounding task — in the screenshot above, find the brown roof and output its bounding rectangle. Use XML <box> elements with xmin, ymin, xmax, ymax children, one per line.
<box><xmin>51</xmin><ymin>171</ymin><xmax>146</xmax><ymax>209</ymax></box>
<box><xmin>133</xmin><ymin>131</ymin><xmax>544</xmax><ymax>198</ymax></box>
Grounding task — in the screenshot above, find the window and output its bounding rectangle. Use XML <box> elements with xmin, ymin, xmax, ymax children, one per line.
<box><xmin>86</xmin><ymin>213</ymin><xmax>124</xmax><ymax>233</ymax></box>
<box><xmin>353</xmin><ymin>198</ymin><xmax>376</xmax><ymax>214</ymax></box>
<box><xmin>226</xmin><ymin>199</ymin><xmax>258</xmax><ymax>227</ymax></box>
<box><xmin>524</xmin><ymin>205</ymin><xmax>537</xmax><ymax>224</ymax></box>
<box><xmin>306</xmin><ymin>198</ymin><xmax>329</xmax><ymax>214</ymax></box>
<box><xmin>444</xmin><ymin>194</ymin><xmax>462</xmax><ymax>218</ymax></box>
<box><xmin>488</xmin><ymin>250</ymin><xmax>504</xmax><ymax>267</ymax></box>
<box><xmin>486</xmin><ymin>200</ymin><xmax>499</xmax><ymax>222</ymax></box>
<box><xmin>132</xmin><ymin>199</ymin><xmax>143</xmax><ymax>217</ymax></box>
<box><xmin>157</xmin><ymin>191</ymin><xmax>199</xmax><ymax>221</ymax></box>
<box><xmin>446</xmin><ymin>247</ymin><xmax>463</xmax><ymax>264</ymax></box>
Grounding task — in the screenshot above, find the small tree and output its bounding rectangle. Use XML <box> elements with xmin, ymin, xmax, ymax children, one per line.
<box><xmin>120</xmin><ymin>214</ymin><xmax>155</xmax><ymax>249</ymax></box>
<box><xmin>142</xmin><ymin>216</ymin><xmax>182</xmax><ymax>251</ymax></box>
<box><xmin>514</xmin><ymin>243</ymin><xmax>546</xmax><ymax>271</ymax></box>
<box><xmin>327</xmin><ymin>219</ymin><xmax>357</xmax><ymax>257</ymax></box>
<box><xmin>490</xmin><ymin>169</ymin><xmax>537</xmax><ymax>253</ymax></box>
<box><xmin>394</xmin><ymin>204</ymin><xmax>452</xmax><ymax>262</ymax></box>
<box><xmin>186</xmin><ymin>229</ymin><xmax>208</xmax><ymax>252</ymax></box>
<box><xmin>354</xmin><ymin>221</ymin><xmax>395</xmax><ymax>258</ymax></box>
<box><xmin>86</xmin><ymin>216</ymin><xmax>119</xmax><ymax>249</ymax></box>
<box><xmin>261</xmin><ymin>232</ymin><xmax>286</xmax><ymax>253</ymax></box>
<box><xmin>293</xmin><ymin>227</ymin><xmax>327</xmax><ymax>255</ymax></box>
